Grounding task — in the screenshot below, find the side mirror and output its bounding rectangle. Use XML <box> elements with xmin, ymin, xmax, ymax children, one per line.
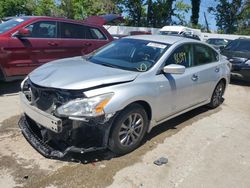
<box><xmin>163</xmin><ymin>64</ymin><xmax>185</xmax><ymax>74</ymax></box>
<box><xmin>15</xmin><ymin>28</ymin><xmax>31</xmax><ymax>38</ymax></box>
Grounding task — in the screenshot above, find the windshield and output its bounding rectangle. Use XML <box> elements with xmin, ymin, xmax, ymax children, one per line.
<box><xmin>0</xmin><ymin>17</ymin><xmax>30</xmax><ymax>34</ymax></box>
<box><xmin>224</xmin><ymin>39</ymin><xmax>250</xmax><ymax>52</ymax></box>
<box><xmin>88</xmin><ymin>38</ymin><xmax>169</xmax><ymax>72</ymax></box>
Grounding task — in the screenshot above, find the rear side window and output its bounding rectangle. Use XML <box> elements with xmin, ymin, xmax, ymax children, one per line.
<box><xmin>166</xmin><ymin>44</ymin><xmax>192</xmax><ymax>67</ymax></box>
<box><xmin>59</xmin><ymin>22</ymin><xmax>106</xmax><ymax>40</ymax></box>
<box><xmin>193</xmin><ymin>44</ymin><xmax>218</xmax><ymax>66</ymax></box>
<box><xmin>59</xmin><ymin>22</ymin><xmax>85</xmax><ymax>39</ymax></box>
<box><xmin>25</xmin><ymin>21</ymin><xmax>57</xmax><ymax>38</ymax></box>
<box><xmin>85</xmin><ymin>27</ymin><xmax>107</xmax><ymax>40</ymax></box>
<box><xmin>224</xmin><ymin>39</ymin><xmax>250</xmax><ymax>52</ymax></box>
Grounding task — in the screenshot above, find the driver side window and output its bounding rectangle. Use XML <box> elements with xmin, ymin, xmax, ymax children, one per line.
<box><xmin>25</xmin><ymin>21</ymin><xmax>57</xmax><ymax>38</ymax></box>
<box><xmin>165</xmin><ymin>44</ymin><xmax>192</xmax><ymax>67</ymax></box>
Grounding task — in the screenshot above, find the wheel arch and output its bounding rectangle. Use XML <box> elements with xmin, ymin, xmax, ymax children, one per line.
<box><xmin>125</xmin><ymin>100</ymin><xmax>152</xmax><ymax>121</ymax></box>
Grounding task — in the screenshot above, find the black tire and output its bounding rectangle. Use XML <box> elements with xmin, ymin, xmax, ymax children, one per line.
<box><xmin>108</xmin><ymin>103</ymin><xmax>149</xmax><ymax>155</ymax></box>
<box><xmin>208</xmin><ymin>81</ymin><xmax>225</xmax><ymax>108</ymax></box>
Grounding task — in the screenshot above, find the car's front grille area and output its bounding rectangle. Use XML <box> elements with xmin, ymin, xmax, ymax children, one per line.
<box><xmin>30</xmin><ymin>86</ymin><xmax>58</xmax><ymax>113</ymax></box>
<box><xmin>29</xmin><ymin>84</ymin><xmax>61</xmax><ymax>114</ymax></box>
<box><xmin>22</xmin><ymin>79</ymin><xmax>86</xmax><ymax>114</ymax></box>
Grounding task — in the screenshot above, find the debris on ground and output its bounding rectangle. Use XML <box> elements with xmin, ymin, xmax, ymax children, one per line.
<box><xmin>153</xmin><ymin>157</ymin><xmax>168</xmax><ymax>166</ymax></box>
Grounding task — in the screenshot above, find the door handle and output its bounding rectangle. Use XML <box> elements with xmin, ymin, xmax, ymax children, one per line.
<box><xmin>191</xmin><ymin>74</ymin><xmax>199</xmax><ymax>81</ymax></box>
<box><xmin>215</xmin><ymin>67</ymin><xmax>220</xmax><ymax>73</ymax></box>
<box><xmin>48</xmin><ymin>42</ymin><xmax>58</xmax><ymax>46</ymax></box>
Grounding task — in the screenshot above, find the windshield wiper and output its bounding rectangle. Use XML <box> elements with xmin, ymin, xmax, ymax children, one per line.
<box><xmin>99</xmin><ymin>63</ymin><xmax>120</xmax><ymax>68</ymax></box>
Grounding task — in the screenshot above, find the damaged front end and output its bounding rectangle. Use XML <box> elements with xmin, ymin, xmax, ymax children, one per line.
<box><xmin>19</xmin><ymin>78</ymin><xmax>116</xmax><ymax>159</ymax></box>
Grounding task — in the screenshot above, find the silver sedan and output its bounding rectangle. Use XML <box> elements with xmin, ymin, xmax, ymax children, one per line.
<box><xmin>19</xmin><ymin>35</ymin><xmax>231</xmax><ymax>158</ymax></box>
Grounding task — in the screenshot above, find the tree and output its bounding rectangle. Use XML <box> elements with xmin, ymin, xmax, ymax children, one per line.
<box><xmin>121</xmin><ymin>0</ymin><xmax>145</xmax><ymax>26</ymax></box>
<box><xmin>0</xmin><ymin>0</ymin><xmax>33</xmax><ymax>18</ymax></box>
<box><xmin>191</xmin><ymin>0</ymin><xmax>201</xmax><ymax>26</ymax></box>
<box><xmin>237</xmin><ymin>0</ymin><xmax>250</xmax><ymax>34</ymax></box>
<box><xmin>146</xmin><ymin>0</ymin><xmax>153</xmax><ymax>26</ymax></box>
<box><xmin>73</xmin><ymin>0</ymin><xmax>121</xmax><ymax>20</ymax></box>
<box><xmin>34</xmin><ymin>0</ymin><xmax>60</xmax><ymax>17</ymax></box>
<box><xmin>60</xmin><ymin>0</ymin><xmax>75</xmax><ymax>19</ymax></box>
<box><xmin>208</xmin><ymin>0</ymin><xmax>243</xmax><ymax>34</ymax></box>
<box><xmin>173</xmin><ymin>0</ymin><xmax>191</xmax><ymax>25</ymax></box>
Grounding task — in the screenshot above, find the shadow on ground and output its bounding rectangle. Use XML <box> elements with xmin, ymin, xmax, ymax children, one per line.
<box><xmin>63</xmin><ymin>105</ymin><xmax>219</xmax><ymax>164</ymax></box>
<box><xmin>0</xmin><ymin>80</ymin><xmax>22</xmax><ymax>96</ymax></box>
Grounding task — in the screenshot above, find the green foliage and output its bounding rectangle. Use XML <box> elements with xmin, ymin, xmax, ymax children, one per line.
<box><xmin>0</xmin><ymin>0</ymin><xmax>33</xmax><ymax>18</ymax></box>
<box><xmin>208</xmin><ymin>0</ymin><xmax>243</xmax><ymax>34</ymax></box>
<box><xmin>72</xmin><ymin>0</ymin><xmax>121</xmax><ymax>20</ymax></box>
<box><xmin>4</xmin><ymin>0</ymin><xmax>247</xmax><ymax>35</ymax></box>
<box><xmin>174</xmin><ymin>0</ymin><xmax>191</xmax><ymax>25</ymax></box>
<box><xmin>236</xmin><ymin>0</ymin><xmax>250</xmax><ymax>34</ymax></box>
<box><xmin>121</xmin><ymin>0</ymin><xmax>146</xmax><ymax>26</ymax></box>
<box><xmin>34</xmin><ymin>0</ymin><xmax>59</xmax><ymax>16</ymax></box>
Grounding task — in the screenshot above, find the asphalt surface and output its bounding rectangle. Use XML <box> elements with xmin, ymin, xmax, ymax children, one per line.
<box><xmin>0</xmin><ymin>80</ymin><xmax>250</xmax><ymax>188</ymax></box>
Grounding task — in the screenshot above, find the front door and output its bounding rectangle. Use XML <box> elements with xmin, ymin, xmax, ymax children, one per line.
<box><xmin>155</xmin><ymin>44</ymin><xmax>199</xmax><ymax>122</ymax></box>
<box><xmin>8</xmin><ymin>20</ymin><xmax>60</xmax><ymax>76</ymax></box>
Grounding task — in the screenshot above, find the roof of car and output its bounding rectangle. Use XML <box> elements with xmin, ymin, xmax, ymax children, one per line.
<box><xmin>125</xmin><ymin>34</ymin><xmax>196</xmax><ymax>44</ymax></box>
<box><xmin>17</xmin><ymin>16</ymin><xmax>95</xmax><ymax>26</ymax></box>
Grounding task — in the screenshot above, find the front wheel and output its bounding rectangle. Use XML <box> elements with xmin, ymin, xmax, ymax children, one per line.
<box><xmin>108</xmin><ymin>104</ymin><xmax>149</xmax><ymax>155</ymax></box>
<box><xmin>208</xmin><ymin>81</ymin><xmax>225</xmax><ymax>108</ymax></box>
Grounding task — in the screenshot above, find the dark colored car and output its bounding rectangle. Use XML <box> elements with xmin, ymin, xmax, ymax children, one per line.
<box><xmin>221</xmin><ymin>38</ymin><xmax>250</xmax><ymax>81</ymax></box>
<box><xmin>0</xmin><ymin>16</ymin><xmax>114</xmax><ymax>81</ymax></box>
<box><xmin>206</xmin><ymin>38</ymin><xmax>232</xmax><ymax>50</ymax></box>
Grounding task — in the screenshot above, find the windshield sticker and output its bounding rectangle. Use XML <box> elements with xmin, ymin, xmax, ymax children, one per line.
<box><xmin>15</xmin><ymin>18</ymin><xmax>24</xmax><ymax>22</ymax></box>
<box><xmin>147</xmin><ymin>42</ymin><xmax>167</xmax><ymax>49</ymax></box>
<box><xmin>137</xmin><ymin>63</ymin><xmax>148</xmax><ymax>72</ymax></box>
<box><xmin>174</xmin><ymin>52</ymin><xmax>187</xmax><ymax>64</ymax></box>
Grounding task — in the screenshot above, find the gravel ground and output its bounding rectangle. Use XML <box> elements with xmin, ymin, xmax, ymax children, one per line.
<box><xmin>0</xmin><ymin>80</ymin><xmax>249</xmax><ymax>188</ymax></box>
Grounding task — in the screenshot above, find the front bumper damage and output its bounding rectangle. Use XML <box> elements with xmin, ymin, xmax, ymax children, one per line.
<box><xmin>19</xmin><ymin>92</ymin><xmax>115</xmax><ymax>159</ymax></box>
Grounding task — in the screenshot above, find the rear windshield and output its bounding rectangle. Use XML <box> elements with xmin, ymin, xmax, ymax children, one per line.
<box><xmin>224</xmin><ymin>39</ymin><xmax>250</xmax><ymax>52</ymax></box>
<box><xmin>0</xmin><ymin>17</ymin><xmax>30</xmax><ymax>34</ymax></box>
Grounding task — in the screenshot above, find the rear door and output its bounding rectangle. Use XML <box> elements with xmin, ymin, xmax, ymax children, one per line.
<box><xmin>58</xmin><ymin>22</ymin><xmax>109</xmax><ymax>57</ymax></box>
<box><xmin>191</xmin><ymin>43</ymin><xmax>221</xmax><ymax>102</ymax></box>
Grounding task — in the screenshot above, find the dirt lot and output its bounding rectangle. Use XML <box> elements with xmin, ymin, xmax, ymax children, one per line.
<box><xmin>0</xmin><ymin>80</ymin><xmax>250</xmax><ymax>188</ymax></box>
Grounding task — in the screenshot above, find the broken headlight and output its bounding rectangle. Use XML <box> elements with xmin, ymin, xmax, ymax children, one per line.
<box><xmin>56</xmin><ymin>93</ymin><xmax>114</xmax><ymax>117</ymax></box>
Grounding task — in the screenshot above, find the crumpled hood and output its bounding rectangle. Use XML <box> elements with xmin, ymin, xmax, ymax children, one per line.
<box><xmin>29</xmin><ymin>56</ymin><xmax>139</xmax><ymax>90</ymax></box>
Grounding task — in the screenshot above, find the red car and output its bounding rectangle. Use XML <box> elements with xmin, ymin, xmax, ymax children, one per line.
<box><xmin>0</xmin><ymin>16</ymin><xmax>116</xmax><ymax>81</ymax></box>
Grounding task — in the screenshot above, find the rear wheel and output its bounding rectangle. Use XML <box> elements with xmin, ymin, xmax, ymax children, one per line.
<box><xmin>208</xmin><ymin>81</ymin><xmax>225</xmax><ymax>108</ymax></box>
<box><xmin>108</xmin><ymin>104</ymin><xmax>148</xmax><ymax>155</ymax></box>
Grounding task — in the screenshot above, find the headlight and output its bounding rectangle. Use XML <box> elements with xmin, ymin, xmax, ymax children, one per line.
<box><xmin>56</xmin><ymin>93</ymin><xmax>114</xmax><ymax>117</ymax></box>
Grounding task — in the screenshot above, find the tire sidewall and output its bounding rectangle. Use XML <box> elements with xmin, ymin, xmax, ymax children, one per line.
<box><xmin>108</xmin><ymin>103</ymin><xmax>149</xmax><ymax>155</ymax></box>
<box><xmin>210</xmin><ymin>81</ymin><xmax>225</xmax><ymax>108</ymax></box>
